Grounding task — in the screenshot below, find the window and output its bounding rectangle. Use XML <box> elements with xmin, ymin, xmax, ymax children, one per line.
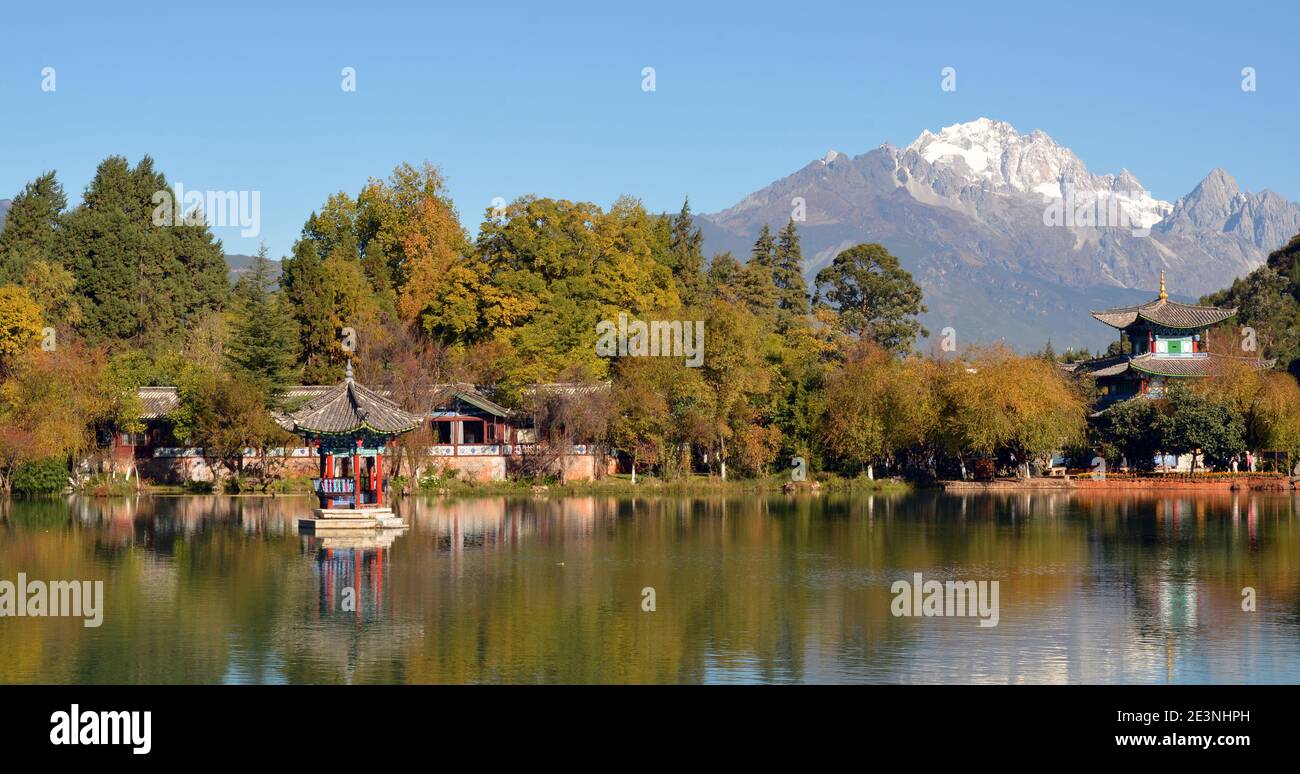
<box><xmin>463</xmin><ymin>420</ymin><xmax>485</xmax><ymax>444</ymax></box>
<box><xmin>435</xmin><ymin>420</ymin><xmax>452</xmax><ymax>444</ymax></box>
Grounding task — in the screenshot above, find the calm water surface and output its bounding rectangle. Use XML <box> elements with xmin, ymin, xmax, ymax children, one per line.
<box><xmin>2</xmin><ymin>491</ymin><xmax>1299</xmax><ymax>684</ymax></box>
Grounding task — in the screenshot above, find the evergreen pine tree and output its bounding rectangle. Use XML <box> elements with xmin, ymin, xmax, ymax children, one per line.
<box><xmin>281</xmin><ymin>239</ymin><xmax>341</xmax><ymax>383</ymax></box>
<box><xmin>225</xmin><ymin>245</ymin><xmax>299</xmax><ymax>396</ymax></box>
<box><xmin>1040</xmin><ymin>339</ymin><xmax>1057</xmax><ymax>362</ymax></box>
<box><xmin>0</xmin><ymin>171</ymin><xmax>67</xmax><ymax>284</ymax></box>
<box><xmin>749</xmin><ymin>223</ymin><xmax>775</xmax><ymax>268</ymax></box>
<box><xmin>668</xmin><ymin>198</ymin><xmax>706</xmax><ymax>307</ymax></box>
<box><xmin>707</xmin><ymin>251</ymin><xmax>745</xmax><ymax>303</ymax></box>
<box><xmin>773</xmin><ymin>219</ymin><xmax>810</xmax><ymax>333</ymax></box>
<box><xmin>58</xmin><ymin>156</ymin><xmax>229</xmax><ymax>349</ymax></box>
<box><xmin>742</xmin><ymin>227</ymin><xmax>779</xmax><ymax>324</ymax></box>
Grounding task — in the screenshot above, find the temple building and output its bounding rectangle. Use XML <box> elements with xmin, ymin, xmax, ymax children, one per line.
<box><xmin>1067</xmin><ymin>272</ymin><xmax>1273</xmax><ymax>406</ymax></box>
<box><xmin>110</xmin><ymin>379</ymin><xmax>605</xmax><ymax>484</ymax></box>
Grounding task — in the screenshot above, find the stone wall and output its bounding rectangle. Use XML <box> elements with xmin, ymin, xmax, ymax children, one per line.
<box><xmin>129</xmin><ymin>448</ymin><xmax>600</xmax><ymax>484</ymax></box>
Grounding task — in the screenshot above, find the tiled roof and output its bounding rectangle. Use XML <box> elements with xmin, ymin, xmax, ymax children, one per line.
<box><xmin>138</xmin><ymin>386</ymin><xmax>179</xmax><ymax>419</ymax></box>
<box><xmin>1066</xmin><ymin>353</ymin><xmax>1275</xmax><ymax>379</ymax></box>
<box><xmin>1090</xmin><ymin>296</ymin><xmax>1236</xmax><ymax>330</ymax></box>
<box><xmin>1126</xmin><ymin>353</ymin><xmax>1275</xmax><ymax>377</ymax></box>
<box><xmin>422</xmin><ymin>383</ymin><xmax>511</xmax><ymax>417</ymax></box>
<box><xmin>282</xmin><ymin>377</ymin><xmax>425</xmax><ymax>436</ymax></box>
<box><xmin>136</xmin><ymin>382</ymin><xmax>511</xmax><ymax>422</ymax></box>
<box><xmin>1062</xmin><ymin>355</ymin><xmax>1131</xmax><ymax>378</ymax></box>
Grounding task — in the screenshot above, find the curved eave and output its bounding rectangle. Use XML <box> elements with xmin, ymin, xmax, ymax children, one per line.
<box><xmin>1134</xmin><ymin>310</ymin><xmax>1235</xmax><ymax>329</ymax></box>
<box><xmin>1127</xmin><ymin>362</ymin><xmax>1208</xmax><ymax>378</ymax></box>
<box><xmin>292</xmin><ymin>422</ymin><xmax>421</xmax><ymax>437</ymax></box>
<box><xmin>1090</xmin><ymin>307</ymin><xmax>1237</xmax><ymax>331</ymax></box>
<box><xmin>1089</xmin><ymin>311</ymin><xmax>1138</xmax><ymax>330</ymax></box>
<box><xmin>1127</xmin><ymin>354</ymin><xmax>1273</xmax><ymax>378</ymax></box>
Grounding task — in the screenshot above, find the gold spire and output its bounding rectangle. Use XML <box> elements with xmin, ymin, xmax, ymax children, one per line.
<box><xmin>1158</xmin><ymin>270</ymin><xmax>1167</xmax><ymax>301</ymax></box>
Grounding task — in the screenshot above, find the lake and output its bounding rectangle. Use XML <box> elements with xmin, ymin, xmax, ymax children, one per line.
<box><xmin>2</xmin><ymin>491</ymin><xmax>1298</xmax><ymax>684</ymax></box>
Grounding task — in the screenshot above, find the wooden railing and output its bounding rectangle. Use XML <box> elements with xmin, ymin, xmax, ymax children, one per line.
<box><xmin>314</xmin><ymin>478</ymin><xmax>357</xmax><ymax>495</ymax></box>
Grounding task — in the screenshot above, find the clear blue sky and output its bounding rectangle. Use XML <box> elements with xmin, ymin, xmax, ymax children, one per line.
<box><xmin>2</xmin><ymin>0</ymin><xmax>1296</xmax><ymax>259</ymax></box>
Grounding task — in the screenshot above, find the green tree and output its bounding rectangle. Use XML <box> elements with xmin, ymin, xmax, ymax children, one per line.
<box><xmin>1203</xmin><ymin>231</ymin><xmax>1300</xmax><ymax>372</ymax></box>
<box><xmin>1155</xmin><ymin>383</ymin><xmax>1246</xmax><ymax>472</ymax></box>
<box><xmin>58</xmin><ymin>156</ymin><xmax>229</xmax><ymax>350</ymax></box>
<box><xmin>668</xmin><ymin>198</ymin><xmax>706</xmax><ymax>307</ymax></box>
<box><xmin>225</xmin><ymin>245</ymin><xmax>300</xmax><ymax>396</ymax></box>
<box><xmin>280</xmin><ymin>239</ymin><xmax>340</xmax><ymax>383</ymax></box>
<box><xmin>749</xmin><ymin>224</ymin><xmax>775</xmax><ymax>269</ymax></box>
<box><xmin>0</xmin><ymin>171</ymin><xmax>67</xmax><ymax>284</ymax></box>
<box><xmin>813</xmin><ymin>243</ymin><xmax>927</xmax><ymax>354</ymax></box>
<box><xmin>772</xmin><ymin>219</ymin><xmax>809</xmax><ymax>333</ymax></box>
<box><xmin>171</xmin><ymin>367</ymin><xmax>296</xmax><ymax>489</ymax></box>
<box><xmin>1093</xmin><ymin>397</ymin><xmax>1161</xmax><ymax>470</ymax></box>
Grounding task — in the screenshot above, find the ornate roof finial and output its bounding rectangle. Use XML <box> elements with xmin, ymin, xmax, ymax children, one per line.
<box><xmin>1159</xmin><ymin>270</ymin><xmax>1167</xmax><ymax>301</ymax></box>
<box><xmin>345</xmin><ymin>359</ymin><xmax>354</xmax><ymax>382</ymax></box>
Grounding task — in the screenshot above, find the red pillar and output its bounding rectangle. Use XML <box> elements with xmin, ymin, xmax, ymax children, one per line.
<box><xmin>355</xmin><ymin>437</ymin><xmax>362</xmax><ymax>508</ymax></box>
<box><xmin>376</xmin><ymin>448</ymin><xmax>384</xmax><ymax>506</ymax></box>
<box><xmin>323</xmin><ymin>452</ymin><xmax>334</xmax><ymax>508</ymax></box>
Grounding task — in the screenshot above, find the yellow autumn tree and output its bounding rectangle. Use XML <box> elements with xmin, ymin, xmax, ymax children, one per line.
<box><xmin>0</xmin><ymin>284</ymin><xmax>45</xmax><ymax>372</ymax></box>
<box><xmin>938</xmin><ymin>345</ymin><xmax>1085</xmax><ymax>474</ymax></box>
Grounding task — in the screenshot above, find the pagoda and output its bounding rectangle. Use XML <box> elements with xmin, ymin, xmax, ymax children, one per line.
<box><xmin>280</xmin><ymin>361</ymin><xmax>424</xmax><ymax>532</ymax></box>
<box><xmin>1068</xmin><ymin>272</ymin><xmax>1273</xmax><ymax>406</ymax></box>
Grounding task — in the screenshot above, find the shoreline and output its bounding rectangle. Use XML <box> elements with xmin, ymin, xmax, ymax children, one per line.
<box><xmin>30</xmin><ymin>473</ymin><xmax>1300</xmax><ymax>498</ymax></box>
<box><xmin>939</xmin><ymin>475</ymin><xmax>1295</xmax><ymax>492</ymax></box>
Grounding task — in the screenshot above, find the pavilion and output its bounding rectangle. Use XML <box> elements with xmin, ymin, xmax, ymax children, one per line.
<box><xmin>1067</xmin><ymin>272</ymin><xmax>1274</xmax><ymax>408</ymax></box>
<box><xmin>280</xmin><ymin>362</ymin><xmax>424</xmax><ymax>531</ymax></box>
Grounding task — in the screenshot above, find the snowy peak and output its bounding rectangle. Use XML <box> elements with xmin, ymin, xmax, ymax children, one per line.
<box><xmin>904</xmin><ymin>117</ymin><xmax>1081</xmax><ymax>196</ymax></box>
<box><xmin>903</xmin><ymin>118</ymin><xmax>1172</xmax><ymax>228</ymax></box>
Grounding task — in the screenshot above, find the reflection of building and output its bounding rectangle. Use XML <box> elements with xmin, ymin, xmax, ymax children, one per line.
<box><xmin>1066</xmin><ymin>273</ymin><xmax>1272</xmax><ymax>407</ymax></box>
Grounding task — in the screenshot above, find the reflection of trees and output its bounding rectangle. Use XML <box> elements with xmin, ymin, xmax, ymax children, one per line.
<box><xmin>3</xmin><ymin>490</ymin><xmax>1300</xmax><ymax>683</ymax></box>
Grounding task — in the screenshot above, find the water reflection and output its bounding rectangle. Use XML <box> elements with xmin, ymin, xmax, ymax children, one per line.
<box><xmin>1</xmin><ymin>491</ymin><xmax>1298</xmax><ymax>684</ymax></box>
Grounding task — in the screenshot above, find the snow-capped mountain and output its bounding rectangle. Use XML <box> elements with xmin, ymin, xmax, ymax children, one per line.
<box><xmin>902</xmin><ymin>118</ymin><xmax>1172</xmax><ymax>229</ymax></box>
<box><xmin>699</xmin><ymin>118</ymin><xmax>1300</xmax><ymax>351</ymax></box>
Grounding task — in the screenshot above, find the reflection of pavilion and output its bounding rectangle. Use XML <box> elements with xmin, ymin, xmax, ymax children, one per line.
<box><xmin>309</xmin><ymin>535</ymin><xmax>400</xmax><ymax>623</ymax></box>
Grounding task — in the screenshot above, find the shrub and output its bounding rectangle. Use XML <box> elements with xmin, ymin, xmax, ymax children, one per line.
<box><xmin>11</xmin><ymin>457</ymin><xmax>70</xmax><ymax>495</ymax></box>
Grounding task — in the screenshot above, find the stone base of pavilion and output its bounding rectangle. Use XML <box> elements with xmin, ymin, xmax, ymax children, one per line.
<box><xmin>298</xmin><ymin>507</ymin><xmax>404</xmax><ymax>533</ymax></box>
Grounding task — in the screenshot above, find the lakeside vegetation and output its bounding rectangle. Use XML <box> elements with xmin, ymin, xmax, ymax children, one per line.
<box><xmin>3</xmin><ymin>156</ymin><xmax>1300</xmax><ymax>494</ymax></box>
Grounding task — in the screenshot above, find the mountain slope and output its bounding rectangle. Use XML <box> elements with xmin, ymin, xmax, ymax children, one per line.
<box><xmin>699</xmin><ymin>119</ymin><xmax>1300</xmax><ymax>352</ymax></box>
